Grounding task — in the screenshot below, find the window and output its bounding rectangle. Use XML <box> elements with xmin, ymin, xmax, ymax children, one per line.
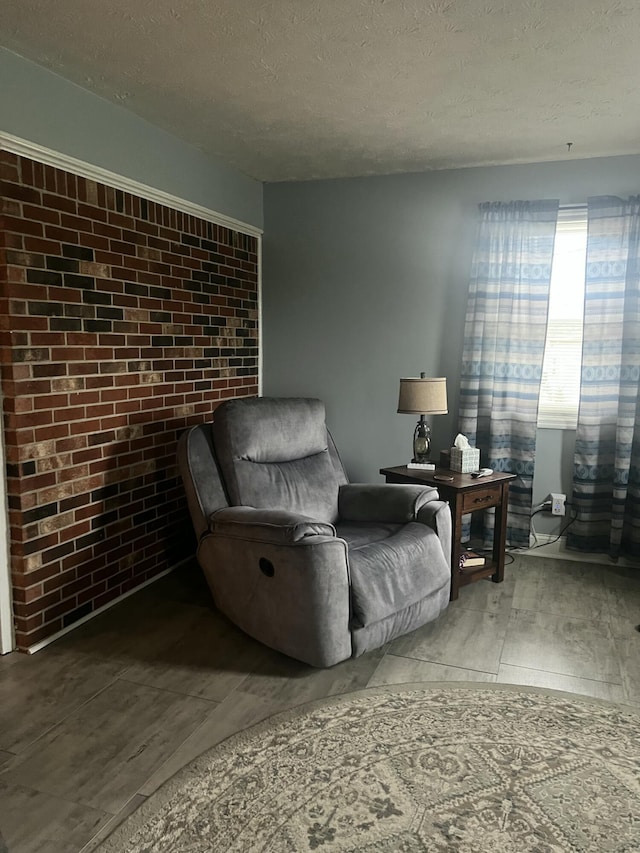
<box><xmin>537</xmin><ymin>206</ymin><xmax>587</xmax><ymax>429</ymax></box>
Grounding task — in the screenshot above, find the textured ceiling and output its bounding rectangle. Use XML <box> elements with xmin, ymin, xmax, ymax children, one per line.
<box><xmin>1</xmin><ymin>0</ymin><xmax>640</xmax><ymax>182</ymax></box>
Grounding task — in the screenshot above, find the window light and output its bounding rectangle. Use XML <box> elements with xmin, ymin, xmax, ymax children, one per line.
<box><xmin>537</xmin><ymin>206</ymin><xmax>587</xmax><ymax>430</ymax></box>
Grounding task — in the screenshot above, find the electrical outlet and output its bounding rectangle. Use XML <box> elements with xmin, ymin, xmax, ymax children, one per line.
<box><xmin>550</xmin><ymin>492</ymin><xmax>566</xmax><ymax>516</ymax></box>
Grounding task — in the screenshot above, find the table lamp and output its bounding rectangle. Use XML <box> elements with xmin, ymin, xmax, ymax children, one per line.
<box><xmin>397</xmin><ymin>374</ymin><xmax>448</xmax><ymax>463</ymax></box>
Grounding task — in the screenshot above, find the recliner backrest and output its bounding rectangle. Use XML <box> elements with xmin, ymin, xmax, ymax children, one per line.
<box><xmin>212</xmin><ymin>397</ymin><xmax>343</xmax><ymax>523</ymax></box>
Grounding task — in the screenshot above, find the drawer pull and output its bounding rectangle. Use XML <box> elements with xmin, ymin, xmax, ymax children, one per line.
<box><xmin>461</xmin><ymin>486</ymin><xmax>500</xmax><ymax>511</ymax></box>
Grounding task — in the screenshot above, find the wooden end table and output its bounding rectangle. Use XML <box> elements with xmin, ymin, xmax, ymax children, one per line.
<box><xmin>380</xmin><ymin>466</ymin><xmax>516</xmax><ymax>600</ymax></box>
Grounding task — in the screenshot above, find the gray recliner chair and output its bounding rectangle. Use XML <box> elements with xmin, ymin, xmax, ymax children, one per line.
<box><xmin>178</xmin><ymin>397</ymin><xmax>451</xmax><ymax>667</ymax></box>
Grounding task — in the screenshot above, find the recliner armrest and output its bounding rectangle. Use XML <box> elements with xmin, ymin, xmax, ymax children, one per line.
<box><xmin>209</xmin><ymin>506</ymin><xmax>336</xmax><ymax>545</ymax></box>
<box><xmin>338</xmin><ymin>483</ymin><xmax>440</xmax><ymax>523</ymax></box>
<box><xmin>417</xmin><ymin>500</ymin><xmax>452</xmax><ymax>570</ymax></box>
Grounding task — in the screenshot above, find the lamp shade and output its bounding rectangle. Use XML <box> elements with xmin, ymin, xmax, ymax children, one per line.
<box><xmin>398</xmin><ymin>376</ymin><xmax>448</xmax><ymax>415</ymax></box>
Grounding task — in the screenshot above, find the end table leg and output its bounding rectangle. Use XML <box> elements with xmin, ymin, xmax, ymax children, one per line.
<box><xmin>450</xmin><ymin>571</ymin><xmax>460</xmax><ymax>600</ymax></box>
<box><xmin>491</xmin><ymin>483</ymin><xmax>509</xmax><ymax>584</ymax></box>
<box><xmin>450</xmin><ymin>499</ymin><xmax>462</xmax><ymax>600</ymax></box>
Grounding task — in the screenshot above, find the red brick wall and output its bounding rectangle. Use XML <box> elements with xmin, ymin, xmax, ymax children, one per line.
<box><xmin>0</xmin><ymin>150</ymin><xmax>259</xmax><ymax>649</ymax></box>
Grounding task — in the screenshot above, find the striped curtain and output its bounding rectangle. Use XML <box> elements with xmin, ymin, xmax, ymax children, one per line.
<box><xmin>569</xmin><ymin>195</ymin><xmax>640</xmax><ymax>558</ymax></box>
<box><xmin>459</xmin><ymin>200</ymin><xmax>559</xmax><ymax>548</ymax></box>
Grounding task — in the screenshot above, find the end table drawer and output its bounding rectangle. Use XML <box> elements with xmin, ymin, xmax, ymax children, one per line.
<box><xmin>462</xmin><ymin>486</ymin><xmax>501</xmax><ymax>511</ymax></box>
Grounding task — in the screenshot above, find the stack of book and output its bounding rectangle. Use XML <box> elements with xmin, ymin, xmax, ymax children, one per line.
<box><xmin>459</xmin><ymin>550</ymin><xmax>485</xmax><ymax>571</ymax></box>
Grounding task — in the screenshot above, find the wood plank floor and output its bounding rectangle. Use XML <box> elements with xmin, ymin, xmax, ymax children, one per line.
<box><xmin>0</xmin><ymin>553</ymin><xmax>639</xmax><ymax>853</ymax></box>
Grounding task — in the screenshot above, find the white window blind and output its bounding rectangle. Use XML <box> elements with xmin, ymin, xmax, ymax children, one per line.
<box><xmin>537</xmin><ymin>206</ymin><xmax>587</xmax><ymax>430</ymax></box>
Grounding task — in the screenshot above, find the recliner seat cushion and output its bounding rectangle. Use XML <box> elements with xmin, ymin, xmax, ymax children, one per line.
<box><xmin>335</xmin><ymin>521</ymin><xmax>403</xmax><ymax>551</ymax></box>
<box><xmin>348</xmin><ymin>522</ymin><xmax>449</xmax><ymax>627</ymax></box>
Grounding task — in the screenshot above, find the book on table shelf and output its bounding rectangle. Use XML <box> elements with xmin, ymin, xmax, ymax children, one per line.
<box><xmin>459</xmin><ymin>550</ymin><xmax>485</xmax><ymax>570</ymax></box>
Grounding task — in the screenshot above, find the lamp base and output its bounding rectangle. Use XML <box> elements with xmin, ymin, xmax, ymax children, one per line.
<box><xmin>412</xmin><ymin>416</ymin><xmax>431</xmax><ymax>464</ymax></box>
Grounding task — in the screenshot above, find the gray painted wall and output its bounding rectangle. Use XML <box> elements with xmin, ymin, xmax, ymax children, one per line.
<box><xmin>1</xmin><ymin>48</ymin><xmax>263</xmax><ymax>228</ymax></box>
<box><xmin>263</xmin><ymin>153</ymin><xmax>640</xmax><ymax>536</ymax></box>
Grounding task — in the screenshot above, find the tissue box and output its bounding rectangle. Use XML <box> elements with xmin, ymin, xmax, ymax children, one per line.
<box><xmin>450</xmin><ymin>446</ymin><xmax>480</xmax><ymax>473</ymax></box>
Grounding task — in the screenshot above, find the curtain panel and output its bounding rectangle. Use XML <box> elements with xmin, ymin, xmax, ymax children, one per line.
<box><xmin>570</xmin><ymin>195</ymin><xmax>640</xmax><ymax>558</ymax></box>
<box><xmin>459</xmin><ymin>200</ymin><xmax>559</xmax><ymax>548</ymax></box>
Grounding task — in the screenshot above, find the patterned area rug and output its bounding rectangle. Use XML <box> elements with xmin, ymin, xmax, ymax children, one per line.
<box><xmin>97</xmin><ymin>683</ymin><xmax>640</xmax><ymax>852</ymax></box>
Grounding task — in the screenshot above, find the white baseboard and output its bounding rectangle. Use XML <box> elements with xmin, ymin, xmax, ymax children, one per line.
<box><xmin>25</xmin><ymin>560</ymin><xmax>191</xmax><ymax>655</ymax></box>
<box><xmin>514</xmin><ymin>534</ymin><xmax>640</xmax><ymax>568</ymax></box>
